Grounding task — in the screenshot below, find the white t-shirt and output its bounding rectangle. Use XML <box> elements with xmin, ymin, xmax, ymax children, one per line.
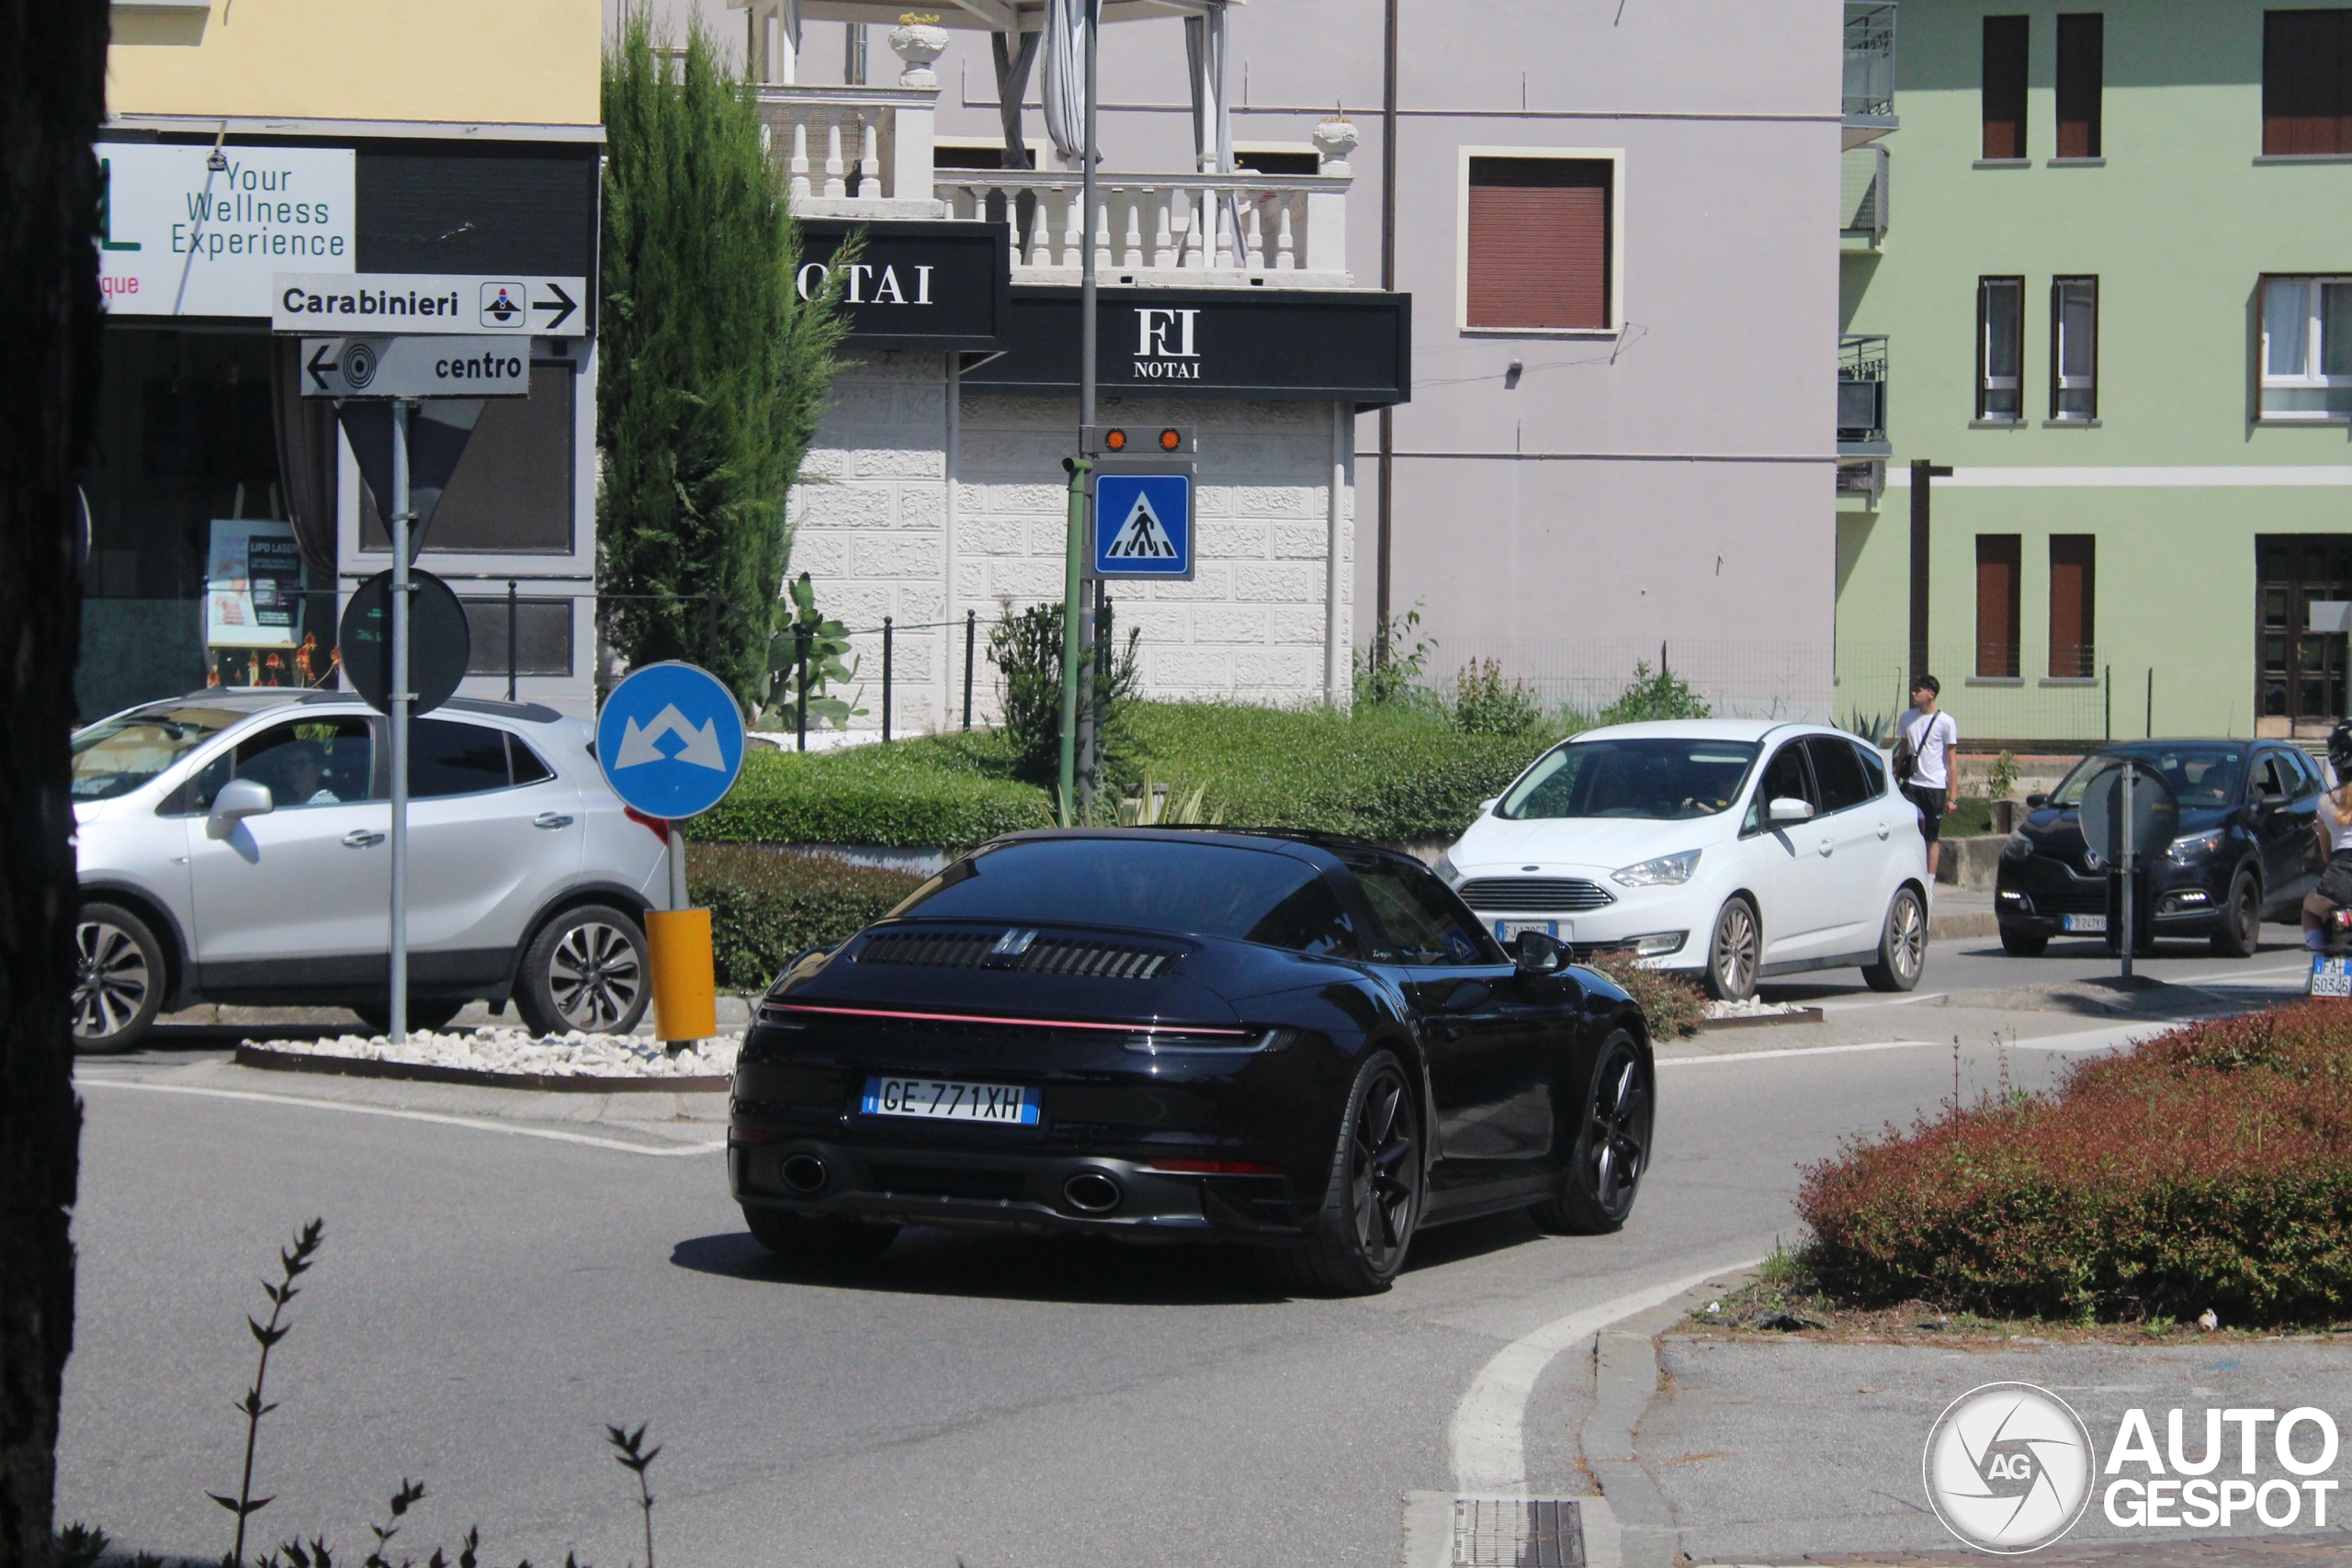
<box><xmin>1898</xmin><ymin>707</ymin><xmax>1957</xmax><ymax>792</ymax></box>
<box><xmin>2322</xmin><ymin>788</ymin><xmax>2352</xmax><ymax>853</ymax></box>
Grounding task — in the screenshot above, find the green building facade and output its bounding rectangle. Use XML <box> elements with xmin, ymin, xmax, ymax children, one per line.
<box><xmin>1836</xmin><ymin>0</ymin><xmax>2352</xmax><ymax>747</ymax></box>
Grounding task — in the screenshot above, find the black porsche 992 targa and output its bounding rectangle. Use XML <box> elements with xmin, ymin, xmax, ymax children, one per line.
<box><xmin>729</xmin><ymin>829</ymin><xmax>1656</xmax><ymax>1295</ymax></box>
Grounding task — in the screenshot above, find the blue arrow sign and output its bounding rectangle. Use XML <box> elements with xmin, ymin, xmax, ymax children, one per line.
<box><xmin>594</xmin><ymin>661</ymin><xmax>747</xmax><ymax>819</ymax></box>
<box><xmin>1093</xmin><ymin>471</ymin><xmax>1193</xmax><ymax>579</ymax></box>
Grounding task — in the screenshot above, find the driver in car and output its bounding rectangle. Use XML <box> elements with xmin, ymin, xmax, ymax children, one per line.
<box><xmin>278</xmin><ymin>741</ymin><xmax>340</xmax><ymax>806</ymax></box>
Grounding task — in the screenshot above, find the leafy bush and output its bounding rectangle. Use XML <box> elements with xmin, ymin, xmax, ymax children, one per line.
<box><xmin>989</xmin><ymin>602</ymin><xmax>1140</xmax><ymax>792</ymax></box>
<box><xmin>1598</xmin><ymin>660</ymin><xmax>1711</xmax><ymax>726</ymax></box>
<box><xmin>690</xmin><ymin>843</ymin><xmax>922</xmax><ymax>988</ymax></box>
<box><xmin>1353</xmin><ymin>604</ymin><xmax>1440</xmax><ymax>709</ymax></box>
<box><xmin>1799</xmin><ymin>1002</ymin><xmax>2352</xmax><ymax>1325</ymax></box>
<box><xmin>1452</xmin><ymin>659</ymin><xmax>1543</xmax><ymax>738</ymax></box>
<box><xmin>1582</xmin><ymin>950</ymin><xmax>1707</xmax><ymax>1040</ymax></box>
<box><xmin>697</xmin><ymin>736</ymin><xmax>1052</xmax><ymax>849</ymax></box>
<box><xmin>751</xmin><ymin>570</ymin><xmax>865</xmax><ymax>731</ymax></box>
<box><xmin>1125</xmin><ymin>702</ymin><xmax>1564</xmax><ymax>843</ymax></box>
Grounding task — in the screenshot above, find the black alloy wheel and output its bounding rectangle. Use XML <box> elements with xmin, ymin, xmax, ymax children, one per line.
<box><xmin>1703</xmin><ymin>897</ymin><xmax>1760</xmax><ymax>1001</ymax></box>
<box><xmin>2211</xmin><ymin>868</ymin><xmax>2261</xmax><ymax>958</ymax></box>
<box><xmin>741</xmin><ymin>1204</ymin><xmax>899</xmax><ymax>1264</ymax></box>
<box><xmin>516</xmin><ymin>905</ymin><xmax>650</xmax><ymax>1036</ymax></box>
<box><xmin>1270</xmin><ymin>1050</ymin><xmax>1422</xmax><ymax>1296</ymax></box>
<box><xmin>1533</xmin><ymin>1031</ymin><xmax>1652</xmax><ymax>1235</ymax></box>
<box><xmin>1862</xmin><ymin>885</ymin><xmax>1928</xmax><ymax>992</ymax></box>
<box><xmin>73</xmin><ymin>903</ymin><xmax>164</xmax><ymax>1052</ymax></box>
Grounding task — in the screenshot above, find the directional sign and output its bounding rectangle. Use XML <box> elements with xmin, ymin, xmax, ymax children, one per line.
<box><xmin>301</xmin><ymin>336</ymin><xmax>534</xmax><ymax>400</ymax></box>
<box><xmin>595</xmin><ymin>662</ymin><xmax>747</xmax><ymax>820</ymax></box>
<box><xmin>338</xmin><ymin>570</ymin><xmax>472</xmax><ymax>717</ymax></box>
<box><xmin>272</xmin><ymin>272</ymin><xmax>587</xmax><ymax>336</ymax></box>
<box><xmin>1090</xmin><ymin>466</ymin><xmax>1194</xmax><ymax>580</ymax></box>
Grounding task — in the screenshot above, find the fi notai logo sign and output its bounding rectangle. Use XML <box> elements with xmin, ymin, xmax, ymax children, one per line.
<box><xmin>1922</xmin><ymin>1382</ymin><xmax>2095</xmax><ymax>1553</ymax></box>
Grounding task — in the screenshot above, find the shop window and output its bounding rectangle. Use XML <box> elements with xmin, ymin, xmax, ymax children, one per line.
<box><xmin>2260</xmin><ymin>276</ymin><xmax>2352</xmax><ymax>418</ymax></box>
<box><xmin>2265</xmin><ymin>9</ymin><xmax>2352</xmax><ymax>155</ymax></box>
<box><xmin>2051</xmin><ymin>276</ymin><xmax>2098</xmax><ymax>420</ymax></box>
<box><xmin>1977</xmin><ymin>534</ymin><xmax>2022</xmax><ymax>679</ymax></box>
<box><xmin>1983</xmin><ymin>17</ymin><xmax>2030</xmax><ymax>160</ymax></box>
<box><xmin>2055</xmin><ymin>15</ymin><xmax>2104</xmax><ymax>158</ymax></box>
<box><xmin>1462</xmin><ymin>155</ymin><xmax>1615</xmax><ymax>332</ymax></box>
<box><xmin>362</xmin><ymin>364</ymin><xmax>575</xmax><ymax>552</ymax></box>
<box><xmin>2049</xmin><ymin>535</ymin><xmax>2096</xmax><ymax>679</ymax></box>
<box><xmin>462</xmin><ymin>597</ymin><xmax>575</xmax><ymax>678</ymax></box>
<box><xmin>1977</xmin><ymin>276</ymin><xmax>2025</xmax><ymax>420</ymax></box>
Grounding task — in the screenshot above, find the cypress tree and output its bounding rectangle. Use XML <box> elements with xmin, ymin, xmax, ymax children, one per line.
<box><xmin>598</xmin><ymin>8</ymin><xmax>849</xmax><ymax>700</ymax></box>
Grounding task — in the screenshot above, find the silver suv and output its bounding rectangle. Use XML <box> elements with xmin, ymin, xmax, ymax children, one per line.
<box><xmin>70</xmin><ymin>690</ymin><xmax>667</xmax><ymax>1049</ymax></box>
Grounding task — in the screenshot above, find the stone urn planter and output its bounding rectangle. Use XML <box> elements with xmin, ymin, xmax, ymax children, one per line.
<box><xmin>889</xmin><ymin>19</ymin><xmax>949</xmax><ymax>88</ymax></box>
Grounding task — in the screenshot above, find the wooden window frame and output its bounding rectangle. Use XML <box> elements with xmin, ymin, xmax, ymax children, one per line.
<box><xmin>2055</xmin><ymin>14</ymin><xmax>2105</xmax><ymax>159</ymax></box>
<box><xmin>1977</xmin><ymin>534</ymin><xmax>2024</xmax><ymax>681</ymax></box>
<box><xmin>1454</xmin><ymin>145</ymin><xmax>1625</xmax><ymax>337</ymax></box>
<box><xmin>2049</xmin><ymin>535</ymin><xmax>2097</xmax><ymax>680</ymax></box>
<box><xmin>1977</xmin><ymin>276</ymin><xmax>2026</xmax><ymax>422</ymax></box>
<box><xmin>1983</xmin><ymin>16</ymin><xmax>2031</xmax><ymax>160</ymax></box>
<box><xmin>2050</xmin><ymin>276</ymin><xmax>2099</xmax><ymax>421</ymax></box>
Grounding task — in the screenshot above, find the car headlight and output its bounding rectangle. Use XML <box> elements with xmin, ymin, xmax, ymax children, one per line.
<box><xmin>2166</xmin><ymin>829</ymin><xmax>2222</xmax><ymax>864</ymax></box>
<box><xmin>1611</xmin><ymin>849</ymin><xmax>1701</xmax><ymax>887</ymax></box>
<box><xmin>1434</xmin><ymin>852</ymin><xmax>1462</xmax><ymax>886</ymax></box>
<box><xmin>2001</xmin><ymin>830</ymin><xmax>2034</xmax><ymax>862</ymax></box>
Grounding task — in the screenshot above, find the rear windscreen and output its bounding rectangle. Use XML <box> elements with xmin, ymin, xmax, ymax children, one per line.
<box><xmin>890</xmin><ymin>840</ymin><xmax>1331</xmax><ymax>945</ymax></box>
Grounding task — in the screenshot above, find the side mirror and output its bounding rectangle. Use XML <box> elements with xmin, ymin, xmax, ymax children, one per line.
<box><xmin>2026</xmin><ymin>793</ymin><xmax>2050</xmax><ymax>809</ymax></box>
<box><xmin>1512</xmin><ymin>929</ymin><xmax>1566</xmax><ymax>976</ymax></box>
<box><xmin>205</xmin><ymin>778</ymin><xmax>274</xmax><ymax>840</ymax></box>
<box><xmin>1767</xmin><ymin>795</ymin><xmax>1815</xmax><ymax>825</ymax></box>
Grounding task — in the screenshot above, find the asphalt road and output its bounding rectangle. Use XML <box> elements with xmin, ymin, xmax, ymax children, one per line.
<box><xmin>54</xmin><ymin>944</ymin><xmax>2297</xmax><ymax>1568</ymax></box>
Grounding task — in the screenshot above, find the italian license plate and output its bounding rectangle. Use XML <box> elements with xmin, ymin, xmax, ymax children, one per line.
<box><xmin>2062</xmin><ymin>914</ymin><xmax>2108</xmax><ymax>933</ymax></box>
<box><xmin>862</xmin><ymin>1077</ymin><xmax>1038</xmax><ymax>1124</ymax></box>
<box><xmin>2312</xmin><ymin>957</ymin><xmax>2352</xmax><ymax>998</ymax></box>
<box><xmin>1498</xmin><ymin>919</ymin><xmax>1566</xmax><ymax>942</ymax></box>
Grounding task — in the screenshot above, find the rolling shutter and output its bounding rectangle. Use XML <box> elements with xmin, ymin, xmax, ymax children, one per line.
<box><xmin>1983</xmin><ymin>16</ymin><xmax>2030</xmax><ymax>160</ymax></box>
<box><xmin>1977</xmin><ymin>535</ymin><xmax>2023</xmax><ymax>680</ymax></box>
<box><xmin>1465</xmin><ymin>158</ymin><xmax>1611</xmax><ymax>331</ymax></box>
<box><xmin>2265</xmin><ymin>8</ymin><xmax>2352</xmax><ymax>155</ymax></box>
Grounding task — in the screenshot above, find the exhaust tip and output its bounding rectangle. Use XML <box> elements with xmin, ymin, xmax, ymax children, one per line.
<box><xmin>779</xmin><ymin>1153</ymin><xmax>829</xmax><ymax>1194</ymax></box>
<box><xmin>1063</xmin><ymin>1170</ymin><xmax>1122</xmax><ymax>1214</ymax></box>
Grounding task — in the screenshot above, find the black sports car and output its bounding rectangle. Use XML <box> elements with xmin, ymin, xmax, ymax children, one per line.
<box><xmin>729</xmin><ymin>829</ymin><xmax>1656</xmax><ymax>1294</ymax></box>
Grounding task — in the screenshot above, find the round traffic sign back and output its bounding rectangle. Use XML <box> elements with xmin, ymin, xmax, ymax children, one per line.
<box><xmin>2077</xmin><ymin>757</ymin><xmax>2180</xmax><ymax>864</ymax></box>
<box><xmin>337</xmin><ymin>570</ymin><xmax>471</xmax><ymax>717</ymax></box>
<box><xmin>594</xmin><ymin>661</ymin><xmax>747</xmax><ymax>820</ymax></box>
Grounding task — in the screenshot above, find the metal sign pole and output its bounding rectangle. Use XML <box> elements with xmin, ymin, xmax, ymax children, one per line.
<box><xmin>389</xmin><ymin>397</ymin><xmax>414</xmax><ymax>1043</ymax></box>
<box><xmin>2119</xmin><ymin>763</ymin><xmax>2135</xmax><ymax>981</ymax></box>
<box><xmin>1057</xmin><ymin>0</ymin><xmax>1102</xmax><ymax>826</ymax></box>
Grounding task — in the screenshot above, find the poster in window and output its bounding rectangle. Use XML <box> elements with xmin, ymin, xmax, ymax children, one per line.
<box><xmin>205</xmin><ymin>519</ymin><xmax>303</xmax><ymax>649</ymax></box>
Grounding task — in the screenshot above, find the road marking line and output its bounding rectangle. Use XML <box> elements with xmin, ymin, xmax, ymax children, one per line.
<box><xmin>1450</xmin><ymin>1259</ymin><xmax>1761</xmax><ymax>1495</ymax></box>
<box><xmin>78</xmin><ymin>1078</ymin><xmax>727</xmax><ymax>1157</ymax></box>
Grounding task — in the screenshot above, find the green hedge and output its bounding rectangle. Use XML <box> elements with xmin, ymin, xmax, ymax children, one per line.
<box><xmin>697</xmin><ymin>734</ymin><xmax>1052</xmax><ymax>850</ymax></box>
<box><xmin>688</xmin><ymin>843</ymin><xmax>922</xmax><ymax>989</ymax></box>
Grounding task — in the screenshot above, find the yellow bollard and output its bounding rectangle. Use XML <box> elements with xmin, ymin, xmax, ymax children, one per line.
<box><xmin>644</xmin><ymin>908</ymin><xmax>717</xmax><ymax>1045</ymax></box>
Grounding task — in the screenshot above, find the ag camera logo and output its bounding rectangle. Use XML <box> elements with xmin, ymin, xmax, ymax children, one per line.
<box><xmin>1923</xmin><ymin>1382</ymin><xmax>2095</xmax><ymax>1553</ymax></box>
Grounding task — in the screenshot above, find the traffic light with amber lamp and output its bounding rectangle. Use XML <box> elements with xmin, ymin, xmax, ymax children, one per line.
<box><xmin>1084</xmin><ymin>425</ymin><xmax>1193</xmax><ymax>456</ymax></box>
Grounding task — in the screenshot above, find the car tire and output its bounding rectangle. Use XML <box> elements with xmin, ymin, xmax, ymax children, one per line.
<box><xmin>1702</xmin><ymin>897</ymin><xmax>1760</xmax><ymax>1002</ymax></box>
<box><xmin>73</xmin><ymin>902</ymin><xmax>165</xmax><ymax>1053</ymax></box>
<box><xmin>1998</xmin><ymin>927</ymin><xmax>2049</xmax><ymax>958</ymax></box>
<box><xmin>2211</xmin><ymin>868</ymin><xmax>2261</xmax><ymax>958</ymax></box>
<box><xmin>741</xmin><ymin>1204</ymin><xmax>899</xmax><ymax>1264</ymax></box>
<box><xmin>1861</xmin><ymin>886</ymin><xmax>1928</xmax><ymax>992</ymax></box>
<box><xmin>1531</xmin><ymin>1030</ymin><xmax>1652</xmax><ymax>1235</ymax></box>
<box><xmin>1266</xmin><ymin>1048</ymin><xmax>1421</xmax><ymax>1297</ymax></box>
<box><xmin>353</xmin><ymin>999</ymin><xmax>466</xmax><ymax>1035</ymax></box>
<box><xmin>514</xmin><ymin>904</ymin><xmax>650</xmax><ymax>1037</ymax></box>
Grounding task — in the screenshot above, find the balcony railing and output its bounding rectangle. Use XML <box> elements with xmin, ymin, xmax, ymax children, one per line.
<box><xmin>758</xmin><ymin>85</ymin><xmax>945</xmax><ymax>220</ymax></box>
<box><xmin>1841</xmin><ymin>144</ymin><xmax>1888</xmax><ymax>244</ymax></box>
<box><xmin>1839</xmin><ymin>334</ymin><xmax>1890</xmax><ymax>456</ymax></box>
<box><xmin>1843</xmin><ymin>2</ymin><xmax>1898</xmax><ymax>145</ymax></box>
<box><xmin>935</xmin><ymin>170</ymin><xmax>1353</xmax><ymax>286</ymax></box>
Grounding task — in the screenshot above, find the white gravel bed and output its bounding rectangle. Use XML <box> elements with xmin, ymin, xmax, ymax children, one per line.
<box><xmin>242</xmin><ymin>1027</ymin><xmax>741</xmax><ymax>1078</ymax></box>
<box><xmin>1702</xmin><ymin>997</ymin><xmax>1812</xmax><ymax>1021</ymax></box>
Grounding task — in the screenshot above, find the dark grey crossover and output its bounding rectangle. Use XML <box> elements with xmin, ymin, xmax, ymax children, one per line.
<box><xmin>729</xmin><ymin>829</ymin><xmax>1656</xmax><ymax>1295</ymax></box>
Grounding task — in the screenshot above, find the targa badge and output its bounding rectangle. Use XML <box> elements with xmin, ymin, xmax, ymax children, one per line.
<box><xmin>1923</xmin><ymin>1382</ymin><xmax>2094</xmax><ymax>1553</ymax></box>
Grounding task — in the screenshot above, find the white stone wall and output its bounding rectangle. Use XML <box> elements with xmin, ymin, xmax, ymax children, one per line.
<box><xmin>788</xmin><ymin>351</ymin><xmax>1354</xmax><ymax>735</ymax></box>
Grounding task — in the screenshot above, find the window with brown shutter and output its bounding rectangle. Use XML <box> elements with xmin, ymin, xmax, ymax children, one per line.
<box><xmin>2049</xmin><ymin>536</ymin><xmax>2097</xmax><ymax>679</ymax></box>
<box><xmin>1977</xmin><ymin>535</ymin><xmax>2023</xmax><ymax>679</ymax></box>
<box><xmin>2265</xmin><ymin>9</ymin><xmax>2352</xmax><ymax>154</ymax></box>
<box><xmin>2056</xmin><ymin>15</ymin><xmax>2104</xmax><ymax>157</ymax></box>
<box><xmin>1464</xmin><ymin>157</ymin><xmax>1611</xmax><ymax>331</ymax></box>
<box><xmin>1984</xmin><ymin>17</ymin><xmax>2030</xmax><ymax>160</ymax></box>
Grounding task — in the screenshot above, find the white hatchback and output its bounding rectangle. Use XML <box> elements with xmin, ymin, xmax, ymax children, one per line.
<box><xmin>70</xmin><ymin>690</ymin><xmax>670</xmax><ymax>1049</ymax></box>
<box><xmin>1437</xmin><ymin>720</ymin><xmax>1930</xmax><ymax>999</ymax></box>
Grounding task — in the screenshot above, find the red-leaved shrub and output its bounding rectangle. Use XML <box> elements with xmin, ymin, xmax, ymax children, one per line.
<box><xmin>1798</xmin><ymin>1001</ymin><xmax>2352</xmax><ymax>1325</ymax></box>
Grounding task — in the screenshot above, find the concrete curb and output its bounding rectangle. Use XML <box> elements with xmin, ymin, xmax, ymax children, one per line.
<box><xmin>232</xmin><ymin>1044</ymin><xmax>732</xmax><ymax>1095</ymax></box>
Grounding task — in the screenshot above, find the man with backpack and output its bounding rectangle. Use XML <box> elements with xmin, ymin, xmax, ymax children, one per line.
<box><xmin>1896</xmin><ymin>675</ymin><xmax>1959</xmax><ymax>879</ymax></box>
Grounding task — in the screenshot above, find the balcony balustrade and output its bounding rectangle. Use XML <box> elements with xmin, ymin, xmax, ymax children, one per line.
<box><xmin>1843</xmin><ymin>1</ymin><xmax>1898</xmax><ymax>147</ymax></box>
<box><xmin>934</xmin><ymin>166</ymin><xmax>1353</xmax><ymax>287</ymax></box>
<box><xmin>1841</xmin><ymin>143</ymin><xmax>1888</xmax><ymax>244</ymax></box>
<box><xmin>1839</xmin><ymin>334</ymin><xmax>1891</xmax><ymax>457</ymax></box>
<box><xmin>757</xmin><ymin>85</ymin><xmax>946</xmax><ymax>220</ymax></box>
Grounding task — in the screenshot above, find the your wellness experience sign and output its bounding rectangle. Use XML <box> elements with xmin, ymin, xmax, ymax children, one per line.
<box><xmin>96</xmin><ymin>144</ymin><xmax>354</xmax><ymax>318</ymax></box>
<box><xmin>1923</xmin><ymin>1382</ymin><xmax>2348</xmax><ymax>1554</ymax></box>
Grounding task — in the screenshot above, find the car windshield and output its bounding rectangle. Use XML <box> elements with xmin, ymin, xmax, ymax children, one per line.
<box><xmin>1498</xmin><ymin>738</ymin><xmax>1761</xmax><ymax>821</ymax></box>
<box><xmin>889</xmin><ymin>839</ymin><xmax>1332</xmax><ymax>944</ymax></box>
<box><xmin>71</xmin><ymin>705</ymin><xmax>246</xmax><ymax>802</ymax></box>
<box><xmin>2051</xmin><ymin>748</ymin><xmax>2244</xmax><ymax>810</ymax></box>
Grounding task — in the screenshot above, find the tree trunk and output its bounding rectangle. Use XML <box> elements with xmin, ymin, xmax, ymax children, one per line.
<box><xmin>0</xmin><ymin>0</ymin><xmax>107</xmax><ymax>1562</ymax></box>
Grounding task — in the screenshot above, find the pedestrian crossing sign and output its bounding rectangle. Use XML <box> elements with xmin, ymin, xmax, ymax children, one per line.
<box><xmin>1091</xmin><ymin>469</ymin><xmax>1193</xmax><ymax>579</ymax></box>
